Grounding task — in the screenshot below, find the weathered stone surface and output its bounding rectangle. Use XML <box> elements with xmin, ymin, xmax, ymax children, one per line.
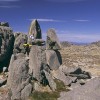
<box><xmin>32</xmin><ymin>39</ymin><xmax>45</xmax><ymax>45</ymax></box>
<box><xmin>46</xmin><ymin>29</ymin><xmax>61</xmax><ymax>50</ymax></box>
<box><xmin>8</xmin><ymin>53</ymin><xmax>26</xmax><ymax>72</ymax></box>
<box><xmin>21</xmin><ymin>84</ymin><xmax>32</xmax><ymax>100</ymax></box>
<box><xmin>60</xmin><ymin>66</ymin><xmax>82</xmax><ymax>75</ymax></box>
<box><xmin>29</xmin><ymin>45</ymin><xmax>46</xmax><ymax>82</ymax></box>
<box><xmin>0</xmin><ymin>24</ymin><xmax>14</xmax><ymax>70</ymax></box>
<box><xmin>13</xmin><ymin>32</ymin><xmax>28</xmax><ymax>54</ymax></box>
<box><xmin>28</xmin><ymin>19</ymin><xmax>42</xmax><ymax>43</ymax></box>
<box><xmin>46</xmin><ymin>50</ymin><xmax>61</xmax><ymax>70</ymax></box>
<box><xmin>60</xmin><ymin>65</ymin><xmax>91</xmax><ymax>79</ymax></box>
<box><xmin>51</xmin><ymin>69</ymin><xmax>77</xmax><ymax>86</ymax></box>
<box><xmin>43</xmin><ymin>70</ymin><xmax>56</xmax><ymax>91</ymax></box>
<box><xmin>58</xmin><ymin>77</ymin><xmax>100</xmax><ymax>100</ymax></box>
<box><xmin>7</xmin><ymin>58</ymin><xmax>32</xmax><ymax>100</ymax></box>
<box><xmin>8</xmin><ymin>54</ymin><xmax>16</xmax><ymax>72</ymax></box>
<box><xmin>70</xmin><ymin>83</ymin><xmax>81</xmax><ymax>89</ymax></box>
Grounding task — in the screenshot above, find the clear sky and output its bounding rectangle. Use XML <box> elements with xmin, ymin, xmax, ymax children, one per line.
<box><xmin>0</xmin><ymin>0</ymin><xmax>100</xmax><ymax>43</ymax></box>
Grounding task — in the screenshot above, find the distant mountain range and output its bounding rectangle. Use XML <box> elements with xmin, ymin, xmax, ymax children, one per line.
<box><xmin>61</xmin><ymin>41</ymin><xmax>100</xmax><ymax>47</ymax></box>
<box><xmin>71</xmin><ymin>42</ymin><xmax>90</xmax><ymax>45</ymax></box>
<box><xmin>61</xmin><ymin>41</ymin><xmax>90</xmax><ymax>47</ymax></box>
<box><xmin>61</xmin><ymin>41</ymin><xmax>73</xmax><ymax>47</ymax></box>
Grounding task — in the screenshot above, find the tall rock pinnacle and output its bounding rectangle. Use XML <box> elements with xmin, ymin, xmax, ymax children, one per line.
<box><xmin>28</xmin><ymin>19</ymin><xmax>42</xmax><ymax>40</ymax></box>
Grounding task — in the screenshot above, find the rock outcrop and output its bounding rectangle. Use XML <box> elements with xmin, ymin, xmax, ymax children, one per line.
<box><xmin>29</xmin><ymin>45</ymin><xmax>46</xmax><ymax>82</ymax></box>
<box><xmin>28</xmin><ymin>19</ymin><xmax>42</xmax><ymax>44</ymax></box>
<box><xmin>0</xmin><ymin>22</ymin><xmax>14</xmax><ymax>71</ymax></box>
<box><xmin>46</xmin><ymin>29</ymin><xmax>62</xmax><ymax>70</ymax></box>
<box><xmin>7</xmin><ymin>54</ymin><xmax>32</xmax><ymax>100</ymax></box>
<box><xmin>13</xmin><ymin>32</ymin><xmax>28</xmax><ymax>54</ymax></box>
<box><xmin>28</xmin><ymin>23</ymin><xmax>62</xmax><ymax>91</ymax></box>
<box><xmin>5</xmin><ymin>20</ymin><xmax>46</xmax><ymax>100</ymax></box>
<box><xmin>46</xmin><ymin>29</ymin><xmax>61</xmax><ymax>50</ymax></box>
<box><xmin>0</xmin><ymin>20</ymin><xmax>96</xmax><ymax>100</ymax></box>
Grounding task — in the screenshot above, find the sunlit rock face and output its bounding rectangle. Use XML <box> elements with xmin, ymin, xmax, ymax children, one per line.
<box><xmin>28</xmin><ymin>19</ymin><xmax>42</xmax><ymax>44</ymax></box>
<box><xmin>13</xmin><ymin>32</ymin><xmax>28</xmax><ymax>54</ymax></box>
<box><xmin>0</xmin><ymin>22</ymin><xmax>14</xmax><ymax>69</ymax></box>
<box><xmin>46</xmin><ymin>29</ymin><xmax>61</xmax><ymax>50</ymax></box>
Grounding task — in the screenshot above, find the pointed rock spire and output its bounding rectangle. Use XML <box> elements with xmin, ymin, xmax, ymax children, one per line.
<box><xmin>28</xmin><ymin>19</ymin><xmax>42</xmax><ymax>39</ymax></box>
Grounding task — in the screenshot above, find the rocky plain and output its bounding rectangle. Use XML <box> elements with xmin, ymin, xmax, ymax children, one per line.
<box><xmin>0</xmin><ymin>20</ymin><xmax>100</xmax><ymax>100</ymax></box>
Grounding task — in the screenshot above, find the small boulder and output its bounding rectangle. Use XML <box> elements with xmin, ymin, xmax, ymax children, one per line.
<box><xmin>60</xmin><ymin>66</ymin><xmax>91</xmax><ymax>79</ymax></box>
<box><xmin>51</xmin><ymin>69</ymin><xmax>77</xmax><ymax>86</ymax></box>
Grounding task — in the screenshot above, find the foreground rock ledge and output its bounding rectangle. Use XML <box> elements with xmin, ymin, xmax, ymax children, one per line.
<box><xmin>58</xmin><ymin>77</ymin><xmax>100</xmax><ymax>100</ymax></box>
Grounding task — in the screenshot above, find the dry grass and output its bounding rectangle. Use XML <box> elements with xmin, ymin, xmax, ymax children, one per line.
<box><xmin>29</xmin><ymin>79</ymin><xmax>69</xmax><ymax>100</ymax></box>
<box><xmin>60</xmin><ymin>44</ymin><xmax>100</xmax><ymax>76</ymax></box>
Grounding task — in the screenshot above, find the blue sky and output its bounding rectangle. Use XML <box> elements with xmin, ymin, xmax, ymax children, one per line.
<box><xmin>0</xmin><ymin>0</ymin><xmax>100</xmax><ymax>43</ymax></box>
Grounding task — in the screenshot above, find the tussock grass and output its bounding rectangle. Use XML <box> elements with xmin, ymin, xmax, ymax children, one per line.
<box><xmin>29</xmin><ymin>79</ymin><xmax>69</xmax><ymax>100</ymax></box>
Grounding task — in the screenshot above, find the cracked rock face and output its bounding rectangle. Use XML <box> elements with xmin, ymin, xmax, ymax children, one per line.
<box><xmin>28</xmin><ymin>19</ymin><xmax>42</xmax><ymax>44</ymax></box>
<box><xmin>46</xmin><ymin>29</ymin><xmax>61</xmax><ymax>50</ymax></box>
<box><xmin>7</xmin><ymin>55</ymin><xmax>32</xmax><ymax>100</ymax></box>
<box><xmin>13</xmin><ymin>32</ymin><xmax>28</xmax><ymax>54</ymax></box>
<box><xmin>0</xmin><ymin>23</ymin><xmax>14</xmax><ymax>70</ymax></box>
<box><xmin>46</xmin><ymin>50</ymin><xmax>61</xmax><ymax>70</ymax></box>
<box><xmin>29</xmin><ymin>45</ymin><xmax>47</xmax><ymax>82</ymax></box>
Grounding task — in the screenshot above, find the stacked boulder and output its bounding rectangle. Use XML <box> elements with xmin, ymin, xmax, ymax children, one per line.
<box><xmin>2</xmin><ymin>20</ymin><xmax>92</xmax><ymax>100</ymax></box>
<box><xmin>29</xmin><ymin>20</ymin><xmax>46</xmax><ymax>82</ymax></box>
<box><xmin>29</xmin><ymin>20</ymin><xmax>63</xmax><ymax>91</ymax></box>
<box><xmin>6</xmin><ymin>34</ymin><xmax>31</xmax><ymax>99</ymax></box>
<box><xmin>46</xmin><ymin>29</ymin><xmax>62</xmax><ymax>70</ymax></box>
<box><xmin>6</xmin><ymin>20</ymin><xmax>47</xmax><ymax>100</ymax></box>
